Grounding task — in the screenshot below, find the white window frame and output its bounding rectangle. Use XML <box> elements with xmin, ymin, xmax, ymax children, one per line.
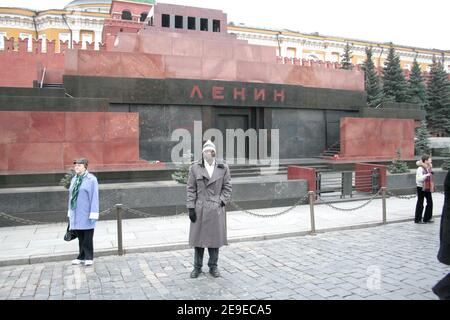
<box><xmin>81</xmin><ymin>33</ymin><xmax>92</xmax><ymax>50</ymax></box>
<box><xmin>58</xmin><ymin>32</ymin><xmax>70</xmax><ymax>43</ymax></box>
<box><xmin>330</xmin><ymin>52</ymin><xmax>340</xmax><ymax>63</ymax></box>
<box><xmin>19</xmin><ymin>32</ymin><xmax>32</xmax><ymax>52</ymax></box>
<box><xmin>286</xmin><ymin>47</ymin><xmax>297</xmax><ymax>58</ymax></box>
<box><xmin>38</xmin><ymin>34</ymin><xmax>46</xmax><ymax>52</ymax></box>
<box><xmin>0</xmin><ymin>31</ymin><xmax>6</xmax><ymax>50</ymax></box>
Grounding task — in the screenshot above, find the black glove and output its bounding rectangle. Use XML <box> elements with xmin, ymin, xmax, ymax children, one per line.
<box><xmin>189</xmin><ymin>208</ymin><xmax>196</xmax><ymax>223</ymax></box>
<box><xmin>220</xmin><ymin>201</ymin><xmax>226</xmax><ymax>207</ymax></box>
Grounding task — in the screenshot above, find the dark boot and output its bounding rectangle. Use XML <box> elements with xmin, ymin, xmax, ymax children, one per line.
<box><xmin>207</xmin><ymin>248</ymin><xmax>220</xmax><ymax>277</ymax></box>
<box><xmin>190</xmin><ymin>268</ymin><xmax>202</xmax><ymax>278</ymax></box>
<box><xmin>209</xmin><ymin>267</ymin><xmax>220</xmax><ymax>278</ymax></box>
<box><xmin>190</xmin><ymin>247</ymin><xmax>204</xmax><ymax>278</ymax></box>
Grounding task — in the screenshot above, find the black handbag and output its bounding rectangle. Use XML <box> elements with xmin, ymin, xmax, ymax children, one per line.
<box><xmin>64</xmin><ymin>222</ymin><xmax>77</xmax><ymax>241</ymax></box>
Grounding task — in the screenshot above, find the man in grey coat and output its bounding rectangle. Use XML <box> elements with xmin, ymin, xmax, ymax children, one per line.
<box><xmin>187</xmin><ymin>140</ymin><xmax>232</xmax><ymax>278</ymax></box>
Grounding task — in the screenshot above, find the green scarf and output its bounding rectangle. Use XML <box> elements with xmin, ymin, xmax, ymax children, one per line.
<box><xmin>70</xmin><ymin>172</ymin><xmax>87</xmax><ymax>210</ymax></box>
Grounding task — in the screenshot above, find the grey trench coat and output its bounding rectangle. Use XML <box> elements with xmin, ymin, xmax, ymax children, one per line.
<box><xmin>186</xmin><ymin>159</ymin><xmax>232</xmax><ymax>248</ymax></box>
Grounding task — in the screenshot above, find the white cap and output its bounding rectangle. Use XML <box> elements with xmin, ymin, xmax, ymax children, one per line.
<box><xmin>202</xmin><ymin>140</ymin><xmax>216</xmax><ymax>153</ymax></box>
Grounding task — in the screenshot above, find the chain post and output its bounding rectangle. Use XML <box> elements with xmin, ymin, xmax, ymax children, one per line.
<box><xmin>308</xmin><ymin>191</ymin><xmax>316</xmax><ymax>235</ymax></box>
<box><xmin>381</xmin><ymin>187</ymin><xmax>387</xmax><ymax>224</ymax></box>
<box><xmin>115</xmin><ymin>204</ymin><xmax>124</xmax><ymax>256</ymax></box>
<box><xmin>372</xmin><ymin>168</ymin><xmax>380</xmax><ymax>194</ymax></box>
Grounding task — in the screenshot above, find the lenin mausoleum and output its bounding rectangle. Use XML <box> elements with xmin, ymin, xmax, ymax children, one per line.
<box><xmin>2</xmin><ymin>0</ymin><xmax>447</xmax><ymax>226</ymax></box>
<box><xmin>0</xmin><ymin>0</ymin><xmax>430</xmax><ymax>175</ymax></box>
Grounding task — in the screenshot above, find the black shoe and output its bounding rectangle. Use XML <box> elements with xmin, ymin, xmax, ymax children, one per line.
<box><xmin>209</xmin><ymin>267</ymin><xmax>220</xmax><ymax>278</ymax></box>
<box><xmin>424</xmin><ymin>220</ymin><xmax>434</xmax><ymax>223</ymax></box>
<box><xmin>190</xmin><ymin>268</ymin><xmax>202</xmax><ymax>278</ymax></box>
<box><xmin>432</xmin><ymin>285</ymin><xmax>440</xmax><ymax>298</ymax></box>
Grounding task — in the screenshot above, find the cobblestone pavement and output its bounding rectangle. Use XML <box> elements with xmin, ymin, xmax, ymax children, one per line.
<box><xmin>0</xmin><ymin>220</ymin><xmax>447</xmax><ymax>300</ymax></box>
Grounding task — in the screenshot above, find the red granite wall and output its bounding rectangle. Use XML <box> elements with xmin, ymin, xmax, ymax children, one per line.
<box><xmin>97</xmin><ymin>31</ymin><xmax>364</xmax><ymax>91</ymax></box>
<box><xmin>65</xmin><ymin>48</ymin><xmax>364</xmax><ymax>91</ymax></box>
<box><xmin>0</xmin><ymin>111</ymin><xmax>149</xmax><ymax>173</ymax></box>
<box><xmin>287</xmin><ymin>166</ymin><xmax>316</xmax><ymax>191</ymax></box>
<box><xmin>0</xmin><ymin>50</ymin><xmax>64</xmax><ymax>88</ymax></box>
<box><xmin>340</xmin><ymin>118</ymin><xmax>415</xmax><ymax>160</ymax></box>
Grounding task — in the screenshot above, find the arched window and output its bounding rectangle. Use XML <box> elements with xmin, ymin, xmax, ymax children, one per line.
<box><xmin>307</xmin><ymin>54</ymin><xmax>319</xmax><ymax>61</ymax></box>
<box><xmin>121</xmin><ymin>10</ymin><xmax>132</xmax><ymax>21</ymax></box>
<box><xmin>140</xmin><ymin>12</ymin><xmax>148</xmax><ymax>22</ymax></box>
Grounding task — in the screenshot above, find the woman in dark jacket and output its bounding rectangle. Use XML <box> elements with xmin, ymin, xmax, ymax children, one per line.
<box><xmin>432</xmin><ymin>170</ymin><xmax>450</xmax><ymax>299</ymax></box>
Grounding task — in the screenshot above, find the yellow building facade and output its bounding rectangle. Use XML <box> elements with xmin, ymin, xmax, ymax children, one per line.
<box><xmin>227</xmin><ymin>25</ymin><xmax>450</xmax><ymax>73</ymax></box>
<box><xmin>0</xmin><ymin>0</ymin><xmax>110</xmax><ymax>52</ymax></box>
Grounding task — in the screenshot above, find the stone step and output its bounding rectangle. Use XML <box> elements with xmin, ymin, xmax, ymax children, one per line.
<box><xmin>0</xmin><ymin>87</ymin><xmax>66</xmax><ymax>97</ymax></box>
<box><xmin>231</xmin><ymin>170</ymin><xmax>287</xmax><ymax>178</ymax></box>
<box><xmin>323</xmin><ymin>152</ymin><xmax>340</xmax><ymax>157</ymax></box>
<box><xmin>42</xmin><ymin>83</ymin><xmax>64</xmax><ymax>88</ymax></box>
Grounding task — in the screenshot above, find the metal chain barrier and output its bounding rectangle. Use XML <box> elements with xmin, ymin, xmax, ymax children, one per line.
<box><xmin>385</xmin><ymin>190</ymin><xmax>417</xmax><ymax>200</ymax></box>
<box><xmin>0</xmin><ymin>204</ymin><xmax>185</xmax><ymax>226</ymax></box>
<box><xmin>3</xmin><ymin>187</ymin><xmax>441</xmax><ymax>225</ymax></box>
<box><xmin>121</xmin><ymin>205</ymin><xmax>187</xmax><ymax>220</ymax></box>
<box><xmin>386</xmin><ymin>189</ymin><xmax>445</xmax><ymax>199</ymax></box>
<box><xmin>316</xmin><ymin>189</ymin><xmax>382</xmax><ymax>212</ymax></box>
<box><xmin>0</xmin><ymin>211</ymin><xmax>48</xmax><ymax>225</ymax></box>
<box><xmin>99</xmin><ymin>207</ymin><xmax>115</xmax><ymax>217</ymax></box>
<box><xmin>230</xmin><ymin>194</ymin><xmax>310</xmax><ymax>218</ymax></box>
<box><xmin>0</xmin><ymin>188</ymin><xmax>121</xmax><ymax>225</ymax></box>
<box><xmin>0</xmin><ymin>205</ymin><xmax>117</xmax><ymax>226</ymax></box>
<box><xmin>100</xmin><ymin>189</ymin><xmax>121</xmax><ymax>204</ymax></box>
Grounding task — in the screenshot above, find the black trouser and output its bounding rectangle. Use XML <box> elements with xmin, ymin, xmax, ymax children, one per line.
<box><xmin>75</xmin><ymin>229</ymin><xmax>94</xmax><ymax>260</ymax></box>
<box><xmin>415</xmin><ymin>187</ymin><xmax>433</xmax><ymax>222</ymax></box>
<box><xmin>194</xmin><ymin>247</ymin><xmax>219</xmax><ymax>270</ymax></box>
<box><xmin>433</xmin><ymin>273</ymin><xmax>450</xmax><ymax>300</ymax></box>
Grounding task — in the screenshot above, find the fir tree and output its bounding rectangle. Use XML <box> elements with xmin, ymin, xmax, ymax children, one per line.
<box><xmin>382</xmin><ymin>45</ymin><xmax>409</xmax><ymax>103</ymax></box>
<box><xmin>171</xmin><ymin>151</ymin><xmax>193</xmax><ymax>184</ymax></box>
<box><xmin>415</xmin><ymin>120</ymin><xmax>431</xmax><ymax>155</ymax></box>
<box><xmin>387</xmin><ymin>148</ymin><xmax>410</xmax><ymax>174</ymax></box>
<box><xmin>426</xmin><ymin>55</ymin><xmax>450</xmax><ymax>136</ymax></box>
<box><xmin>59</xmin><ymin>169</ymin><xmax>75</xmax><ymax>189</ymax></box>
<box><xmin>407</xmin><ymin>59</ymin><xmax>427</xmax><ymax>106</ymax></box>
<box><xmin>172</xmin><ymin>164</ymin><xmax>190</xmax><ymax>184</ymax></box>
<box><xmin>340</xmin><ymin>42</ymin><xmax>353</xmax><ymax>70</ymax></box>
<box><xmin>362</xmin><ymin>46</ymin><xmax>383</xmax><ymax>107</ymax></box>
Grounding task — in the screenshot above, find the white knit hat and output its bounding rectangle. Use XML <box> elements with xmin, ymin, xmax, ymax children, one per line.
<box><xmin>202</xmin><ymin>140</ymin><xmax>216</xmax><ymax>153</ymax></box>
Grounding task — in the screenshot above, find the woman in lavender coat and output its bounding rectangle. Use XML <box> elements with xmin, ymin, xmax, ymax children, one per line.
<box><xmin>67</xmin><ymin>158</ymin><xmax>99</xmax><ymax>266</ymax></box>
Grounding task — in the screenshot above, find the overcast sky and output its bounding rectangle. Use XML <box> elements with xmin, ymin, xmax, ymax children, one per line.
<box><xmin>0</xmin><ymin>0</ymin><xmax>448</xmax><ymax>50</ymax></box>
